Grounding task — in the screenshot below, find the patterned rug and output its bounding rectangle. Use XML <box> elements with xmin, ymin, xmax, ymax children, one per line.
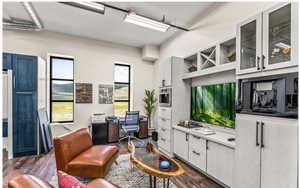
<box><xmin>50</xmin><ymin>154</ymin><xmax>177</xmax><ymax>188</ymax></box>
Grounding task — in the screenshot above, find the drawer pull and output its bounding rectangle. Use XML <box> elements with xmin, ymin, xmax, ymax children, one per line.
<box><xmin>192</xmin><ymin>150</ymin><xmax>200</xmax><ymax>156</ymax></box>
<box><xmin>161</xmin><ymin>118</ymin><xmax>166</xmax><ymax>121</ymax></box>
<box><xmin>161</xmin><ymin>128</ymin><xmax>166</xmax><ymax>132</ymax></box>
<box><xmin>161</xmin><ymin>138</ymin><xmax>166</xmax><ymax>142</ymax></box>
<box><xmin>192</xmin><ymin>135</ymin><xmax>200</xmax><ymax>139</ymax></box>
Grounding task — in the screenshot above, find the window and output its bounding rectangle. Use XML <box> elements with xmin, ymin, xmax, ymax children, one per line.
<box><xmin>114</xmin><ymin>64</ymin><xmax>130</xmax><ymax>116</ymax></box>
<box><xmin>50</xmin><ymin>56</ymin><xmax>74</xmax><ymax>123</ymax></box>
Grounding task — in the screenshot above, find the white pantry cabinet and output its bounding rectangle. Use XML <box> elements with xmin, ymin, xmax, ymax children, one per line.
<box><xmin>173</xmin><ymin>129</ymin><xmax>189</xmax><ymax>161</ymax></box>
<box><xmin>207</xmin><ymin>141</ymin><xmax>234</xmax><ymax>187</ymax></box>
<box><xmin>237</xmin><ymin>3</ymin><xmax>298</xmax><ymax>75</ymax></box>
<box><xmin>160</xmin><ymin>58</ymin><xmax>172</xmax><ymax>87</ymax></box>
<box><xmin>234</xmin><ymin>114</ymin><xmax>297</xmax><ymax>188</ymax></box>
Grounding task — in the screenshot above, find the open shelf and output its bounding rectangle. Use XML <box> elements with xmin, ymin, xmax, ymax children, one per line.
<box><xmin>181</xmin><ymin>36</ymin><xmax>237</xmax><ymax>80</ymax></box>
<box><xmin>220</xmin><ymin>38</ymin><xmax>236</xmax><ymax>64</ymax></box>
<box><xmin>184</xmin><ymin>54</ymin><xmax>198</xmax><ymax>73</ymax></box>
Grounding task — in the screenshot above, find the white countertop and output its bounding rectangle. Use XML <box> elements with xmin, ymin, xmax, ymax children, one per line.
<box><xmin>173</xmin><ymin>125</ymin><xmax>236</xmax><ymax>149</ymax></box>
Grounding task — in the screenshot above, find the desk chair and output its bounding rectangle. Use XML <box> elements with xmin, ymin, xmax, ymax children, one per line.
<box><xmin>119</xmin><ymin>111</ymin><xmax>142</xmax><ymax>143</ymax></box>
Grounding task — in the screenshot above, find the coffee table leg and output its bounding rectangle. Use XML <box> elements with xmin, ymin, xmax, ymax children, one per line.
<box><xmin>163</xmin><ymin>178</ymin><xmax>166</xmax><ymax>188</ymax></box>
<box><xmin>149</xmin><ymin>175</ymin><xmax>152</xmax><ymax>188</ymax></box>
<box><xmin>167</xmin><ymin>178</ymin><xmax>170</xmax><ymax>188</ymax></box>
<box><xmin>154</xmin><ymin>176</ymin><xmax>156</xmax><ymax>188</ymax></box>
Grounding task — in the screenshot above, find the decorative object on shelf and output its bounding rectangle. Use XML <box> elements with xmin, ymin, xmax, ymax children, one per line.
<box><xmin>98</xmin><ymin>84</ymin><xmax>113</xmax><ymax>104</ymax></box>
<box><xmin>75</xmin><ymin>83</ymin><xmax>93</xmax><ymax>103</ymax></box>
<box><xmin>220</xmin><ymin>37</ymin><xmax>236</xmax><ymax>64</ymax></box>
<box><xmin>227</xmin><ymin>50</ymin><xmax>236</xmax><ymax>62</ymax></box>
<box><xmin>143</xmin><ymin>89</ymin><xmax>157</xmax><ymax>128</ymax></box>
<box><xmin>184</xmin><ymin>54</ymin><xmax>198</xmax><ymax>73</ymax></box>
<box><xmin>187</xmin><ymin>63</ymin><xmax>197</xmax><ymax>72</ymax></box>
<box><xmin>177</xmin><ymin>120</ymin><xmax>203</xmax><ymax>128</ymax></box>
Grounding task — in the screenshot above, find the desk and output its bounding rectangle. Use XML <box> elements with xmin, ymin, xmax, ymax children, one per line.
<box><xmin>106</xmin><ymin>116</ymin><xmax>148</xmax><ymax>143</ymax></box>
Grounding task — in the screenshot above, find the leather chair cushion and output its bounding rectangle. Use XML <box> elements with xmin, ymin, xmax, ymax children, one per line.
<box><xmin>87</xmin><ymin>179</ymin><xmax>120</xmax><ymax>188</ymax></box>
<box><xmin>54</xmin><ymin>128</ymin><xmax>93</xmax><ymax>171</ymax></box>
<box><xmin>8</xmin><ymin>175</ymin><xmax>54</xmax><ymax>188</ymax></box>
<box><xmin>66</xmin><ymin>145</ymin><xmax>119</xmax><ymax>176</ymax></box>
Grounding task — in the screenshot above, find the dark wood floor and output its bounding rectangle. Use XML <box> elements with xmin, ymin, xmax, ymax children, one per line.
<box><xmin>3</xmin><ymin>142</ymin><xmax>223</xmax><ymax>188</ymax></box>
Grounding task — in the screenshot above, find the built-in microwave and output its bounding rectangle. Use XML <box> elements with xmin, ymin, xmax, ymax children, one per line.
<box><xmin>236</xmin><ymin>73</ymin><xmax>298</xmax><ymax>118</ymax></box>
<box><xmin>159</xmin><ymin>87</ymin><xmax>172</xmax><ymax>107</ymax></box>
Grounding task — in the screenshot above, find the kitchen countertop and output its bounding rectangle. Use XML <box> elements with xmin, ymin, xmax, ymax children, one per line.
<box><xmin>173</xmin><ymin>125</ymin><xmax>236</xmax><ymax>149</ymax></box>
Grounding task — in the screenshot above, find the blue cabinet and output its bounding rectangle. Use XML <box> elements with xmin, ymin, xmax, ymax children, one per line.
<box><xmin>3</xmin><ymin>53</ymin><xmax>12</xmax><ymax>70</ymax></box>
<box><xmin>3</xmin><ymin>121</ymin><xmax>8</xmax><ymax>137</ymax></box>
<box><xmin>2</xmin><ymin>53</ymin><xmax>38</xmax><ymax>157</ymax></box>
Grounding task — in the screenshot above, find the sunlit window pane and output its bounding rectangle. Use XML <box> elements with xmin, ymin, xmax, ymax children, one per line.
<box><xmin>52</xmin><ymin>80</ymin><xmax>73</xmax><ymax>100</ymax></box>
<box><xmin>114</xmin><ymin>102</ymin><xmax>128</xmax><ymax>116</ymax></box>
<box><xmin>114</xmin><ymin>65</ymin><xmax>129</xmax><ymax>83</ymax></box>
<box><xmin>52</xmin><ymin>58</ymin><xmax>74</xmax><ymax>79</ymax></box>
<box><xmin>114</xmin><ymin>83</ymin><xmax>129</xmax><ymax>100</ymax></box>
<box><xmin>51</xmin><ymin>102</ymin><xmax>73</xmax><ymax>122</ymax></box>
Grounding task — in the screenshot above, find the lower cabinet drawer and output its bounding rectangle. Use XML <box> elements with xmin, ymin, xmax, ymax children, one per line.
<box><xmin>158</xmin><ymin>127</ymin><xmax>171</xmax><ymax>140</ymax></box>
<box><xmin>158</xmin><ymin>135</ymin><xmax>170</xmax><ymax>153</ymax></box>
<box><xmin>158</xmin><ymin>117</ymin><xmax>171</xmax><ymax>130</ymax></box>
<box><xmin>189</xmin><ymin>136</ymin><xmax>207</xmax><ymax>172</ymax></box>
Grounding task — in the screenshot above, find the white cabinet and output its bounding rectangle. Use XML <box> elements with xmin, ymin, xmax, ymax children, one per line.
<box><xmin>207</xmin><ymin>141</ymin><xmax>234</xmax><ymax>187</ymax></box>
<box><xmin>260</xmin><ymin>117</ymin><xmax>297</xmax><ymax>188</ymax></box>
<box><xmin>189</xmin><ymin>134</ymin><xmax>206</xmax><ymax>172</ymax></box>
<box><xmin>237</xmin><ymin>3</ymin><xmax>298</xmax><ymax>75</ymax></box>
<box><xmin>173</xmin><ymin>129</ymin><xmax>189</xmax><ymax>161</ymax></box>
<box><xmin>160</xmin><ymin>58</ymin><xmax>172</xmax><ymax>87</ymax></box>
<box><xmin>234</xmin><ymin>114</ymin><xmax>297</xmax><ymax>188</ymax></box>
<box><xmin>234</xmin><ymin>115</ymin><xmax>261</xmax><ymax>188</ymax></box>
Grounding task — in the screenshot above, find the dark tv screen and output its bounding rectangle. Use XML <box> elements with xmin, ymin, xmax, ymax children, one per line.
<box><xmin>191</xmin><ymin>82</ymin><xmax>236</xmax><ymax>129</ymax></box>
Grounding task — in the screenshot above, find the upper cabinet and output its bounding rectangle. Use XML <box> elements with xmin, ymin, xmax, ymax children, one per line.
<box><xmin>160</xmin><ymin>57</ymin><xmax>172</xmax><ymax>87</ymax></box>
<box><xmin>237</xmin><ymin>3</ymin><xmax>298</xmax><ymax>75</ymax></box>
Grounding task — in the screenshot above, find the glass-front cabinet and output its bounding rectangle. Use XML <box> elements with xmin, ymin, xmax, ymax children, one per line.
<box><xmin>237</xmin><ymin>3</ymin><xmax>298</xmax><ymax>75</ymax></box>
<box><xmin>237</xmin><ymin>14</ymin><xmax>262</xmax><ymax>74</ymax></box>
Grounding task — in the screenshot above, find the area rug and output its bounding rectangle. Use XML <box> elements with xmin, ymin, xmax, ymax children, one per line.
<box><xmin>50</xmin><ymin>154</ymin><xmax>177</xmax><ymax>188</ymax></box>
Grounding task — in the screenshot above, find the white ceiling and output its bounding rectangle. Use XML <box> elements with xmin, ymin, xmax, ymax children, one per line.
<box><xmin>3</xmin><ymin>2</ymin><xmax>217</xmax><ymax>47</ymax></box>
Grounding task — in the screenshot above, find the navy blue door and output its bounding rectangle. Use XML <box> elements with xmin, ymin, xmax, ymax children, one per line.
<box><xmin>3</xmin><ymin>53</ymin><xmax>13</xmax><ymax>70</ymax></box>
<box><xmin>12</xmin><ymin>54</ymin><xmax>38</xmax><ymax>157</ymax></box>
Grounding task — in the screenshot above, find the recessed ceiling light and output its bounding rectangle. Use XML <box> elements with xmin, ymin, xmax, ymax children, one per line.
<box><xmin>124</xmin><ymin>12</ymin><xmax>170</xmax><ymax>32</ymax></box>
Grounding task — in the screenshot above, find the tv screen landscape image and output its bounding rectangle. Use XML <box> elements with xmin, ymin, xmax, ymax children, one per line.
<box><xmin>191</xmin><ymin>82</ymin><xmax>236</xmax><ymax>129</ymax></box>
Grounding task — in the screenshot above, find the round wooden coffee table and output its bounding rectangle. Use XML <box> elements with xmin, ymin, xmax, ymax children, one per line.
<box><xmin>128</xmin><ymin>141</ymin><xmax>185</xmax><ymax>188</ymax></box>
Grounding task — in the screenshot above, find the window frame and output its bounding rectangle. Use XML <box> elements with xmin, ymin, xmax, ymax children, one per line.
<box><xmin>114</xmin><ymin>63</ymin><xmax>131</xmax><ymax>114</ymax></box>
<box><xmin>50</xmin><ymin>56</ymin><xmax>75</xmax><ymax>123</ymax></box>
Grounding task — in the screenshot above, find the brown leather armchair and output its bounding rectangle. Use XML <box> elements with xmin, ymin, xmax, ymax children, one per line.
<box><xmin>54</xmin><ymin>128</ymin><xmax>119</xmax><ymax>178</ymax></box>
<box><xmin>8</xmin><ymin>175</ymin><xmax>120</xmax><ymax>188</ymax></box>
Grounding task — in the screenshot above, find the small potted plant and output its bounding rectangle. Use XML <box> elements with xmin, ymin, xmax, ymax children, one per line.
<box><xmin>187</xmin><ymin>63</ymin><xmax>197</xmax><ymax>72</ymax></box>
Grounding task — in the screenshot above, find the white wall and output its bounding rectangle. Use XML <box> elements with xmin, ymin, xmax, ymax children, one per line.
<box><xmin>3</xmin><ymin>30</ymin><xmax>155</xmax><ymax>136</ymax></box>
<box><xmin>154</xmin><ymin>2</ymin><xmax>277</xmax><ymax>128</ymax></box>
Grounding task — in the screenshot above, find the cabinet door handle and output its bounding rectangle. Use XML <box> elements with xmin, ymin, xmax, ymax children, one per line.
<box><xmin>13</xmin><ymin>76</ymin><xmax>16</xmax><ymax>89</ymax></box>
<box><xmin>256</xmin><ymin>121</ymin><xmax>260</xmax><ymax>147</ymax></box>
<box><xmin>257</xmin><ymin>56</ymin><xmax>260</xmax><ymax>70</ymax></box>
<box><xmin>262</xmin><ymin>55</ymin><xmax>266</xmax><ymax>69</ymax></box>
<box><xmin>206</xmin><ymin>140</ymin><xmax>209</xmax><ymax>150</ymax></box>
<box><xmin>186</xmin><ymin>133</ymin><xmax>189</xmax><ymax>141</ymax></box>
<box><xmin>261</xmin><ymin>122</ymin><xmax>265</xmax><ymax>148</ymax></box>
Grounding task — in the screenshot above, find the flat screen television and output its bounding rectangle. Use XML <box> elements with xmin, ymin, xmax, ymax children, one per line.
<box><xmin>191</xmin><ymin>82</ymin><xmax>236</xmax><ymax>129</ymax></box>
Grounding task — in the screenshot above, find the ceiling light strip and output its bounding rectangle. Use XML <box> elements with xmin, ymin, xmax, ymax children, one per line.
<box><xmin>124</xmin><ymin>13</ymin><xmax>170</xmax><ymax>32</ymax></box>
<box><xmin>22</xmin><ymin>2</ymin><xmax>43</xmax><ymax>29</ymax></box>
<box><xmin>60</xmin><ymin>2</ymin><xmax>105</xmax><ymax>14</ymax></box>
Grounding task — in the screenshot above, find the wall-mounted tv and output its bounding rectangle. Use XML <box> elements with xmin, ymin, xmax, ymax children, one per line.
<box><xmin>191</xmin><ymin>82</ymin><xmax>236</xmax><ymax>129</ymax></box>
